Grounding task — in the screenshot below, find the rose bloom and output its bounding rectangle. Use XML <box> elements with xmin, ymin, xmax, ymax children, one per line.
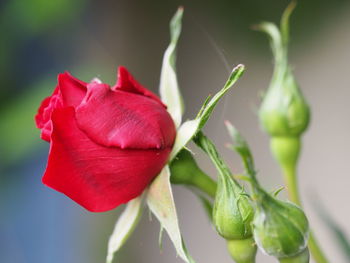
<box><xmin>35</xmin><ymin>67</ymin><xmax>176</xmax><ymax>212</ymax></box>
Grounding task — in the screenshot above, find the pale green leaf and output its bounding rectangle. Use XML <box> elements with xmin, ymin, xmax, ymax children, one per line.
<box><xmin>253</xmin><ymin>22</ymin><xmax>283</xmax><ymax>64</ymax></box>
<box><xmin>170</xmin><ymin>119</ymin><xmax>200</xmax><ymax>161</ymax></box>
<box><xmin>196</xmin><ymin>64</ymin><xmax>245</xmax><ymax>130</ymax></box>
<box><xmin>147</xmin><ymin>166</ymin><xmax>194</xmax><ymax>263</ymax></box>
<box><xmin>254</xmin><ymin>1</ymin><xmax>296</xmax><ymax>68</ymax></box>
<box><xmin>280</xmin><ymin>1</ymin><xmax>297</xmax><ymax>46</ymax></box>
<box><xmin>169</xmin><ymin>64</ymin><xmax>245</xmax><ymax>162</ymax></box>
<box><xmin>225</xmin><ymin>121</ymin><xmax>255</xmax><ymax>176</ymax></box>
<box><xmin>272</xmin><ymin>186</ymin><xmax>285</xmax><ymax>197</ymax></box>
<box><xmin>106</xmin><ymin>196</ymin><xmax>143</xmax><ymax>263</ymax></box>
<box><xmin>147</xmin><ymin>64</ymin><xmax>244</xmax><ymax>263</ymax></box>
<box><xmin>158</xmin><ymin>226</ymin><xmax>165</xmax><ymax>251</ymax></box>
<box><xmin>160</xmin><ymin>7</ymin><xmax>184</xmax><ymax>128</ymax></box>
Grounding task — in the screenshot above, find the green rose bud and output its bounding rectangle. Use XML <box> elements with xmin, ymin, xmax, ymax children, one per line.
<box><xmin>227</xmin><ymin>237</ymin><xmax>257</xmax><ymax>263</ymax></box>
<box><xmin>193</xmin><ymin>132</ymin><xmax>256</xmax><ymax>263</ymax></box>
<box><xmin>259</xmin><ymin>70</ymin><xmax>310</xmax><ymax>138</ymax></box>
<box><xmin>253</xmin><ymin>190</ymin><xmax>309</xmax><ymax>259</ymax></box>
<box><xmin>225</xmin><ymin>121</ymin><xmax>311</xmax><ymax>262</ymax></box>
<box><xmin>257</xmin><ymin>1</ymin><xmax>310</xmax><ymax>138</ymax></box>
<box><xmin>213</xmin><ymin>173</ymin><xmax>254</xmax><ymax>240</ymax></box>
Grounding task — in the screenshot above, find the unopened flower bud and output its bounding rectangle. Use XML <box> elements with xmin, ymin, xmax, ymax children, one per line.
<box><xmin>194</xmin><ymin>132</ymin><xmax>256</xmax><ymax>262</ymax></box>
<box><xmin>227</xmin><ymin>237</ymin><xmax>257</xmax><ymax>263</ymax></box>
<box><xmin>257</xmin><ymin>2</ymin><xmax>310</xmax><ymax>139</ymax></box>
<box><xmin>213</xmin><ymin>174</ymin><xmax>254</xmax><ymax>240</ymax></box>
<box><xmin>259</xmin><ymin>71</ymin><xmax>310</xmax><ymax>138</ymax></box>
<box><xmin>253</xmin><ymin>191</ymin><xmax>309</xmax><ymax>259</ymax></box>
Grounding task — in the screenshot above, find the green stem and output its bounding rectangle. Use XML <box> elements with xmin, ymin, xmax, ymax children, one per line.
<box><xmin>308</xmin><ymin>233</ymin><xmax>328</xmax><ymax>263</ymax></box>
<box><xmin>271</xmin><ymin>137</ymin><xmax>329</xmax><ymax>263</ymax></box>
<box><xmin>169</xmin><ymin>148</ymin><xmax>217</xmax><ymax>198</ymax></box>
<box><xmin>283</xmin><ymin>165</ymin><xmax>328</xmax><ymax>263</ymax></box>
<box><xmin>191</xmin><ymin>170</ymin><xmax>217</xmax><ymax>198</ymax></box>
<box><xmin>282</xmin><ymin>165</ymin><xmax>302</xmax><ymax>206</ymax></box>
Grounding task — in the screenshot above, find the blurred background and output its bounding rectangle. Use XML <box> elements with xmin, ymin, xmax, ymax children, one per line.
<box><xmin>1</xmin><ymin>0</ymin><xmax>350</xmax><ymax>262</ymax></box>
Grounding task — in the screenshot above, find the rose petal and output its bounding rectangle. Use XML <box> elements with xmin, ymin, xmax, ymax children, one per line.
<box><xmin>35</xmin><ymin>72</ymin><xmax>87</xmax><ymax>141</ymax></box>
<box><xmin>76</xmin><ymin>82</ymin><xmax>176</xmax><ymax>149</ymax></box>
<box><xmin>58</xmin><ymin>72</ymin><xmax>87</xmax><ymax>107</ymax></box>
<box><xmin>35</xmin><ymin>87</ymin><xmax>62</xmax><ymax>141</ymax></box>
<box><xmin>112</xmin><ymin>66</ymin><xmax>165</xmax><ymax>107</ymax></box>
<box><xmin>43</xmin><ymin>107</ymin><xmax>171</xmax><ymax>212</ymax></box>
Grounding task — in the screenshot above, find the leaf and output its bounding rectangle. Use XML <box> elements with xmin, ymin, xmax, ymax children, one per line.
<box><xmin>253</xmin><ymin>2</ymin><xmax>296</xmax><ymax>67</ymax></box>
<box><xmin>159</xmin><ymin>7</ymin><xmax>184</xmax><ymax>128</ymax></box>
<box><xmin>253</xmin><ymin>21</ymin><xmax>282</xmax><ymax>64</ymax></box>
<box><xmin>158</xmin><ymin>226</ymin><xmax>165</xmax><ymax>251</ymax></box>
<box><xmin>193</xmin><ymin>132</ymin><xmax>233</xmax><ymax>181</ymax></box>
<box><xmin>106</xmin><ymin>196</ymin><xmax>144</xmax><ymax>263</ymax></box>
<box><xmin>196</xmin><ymin>64</ymin><xmax>245</xmax><ymax>130</ymax></box>
<box><xmin>169</xmin><ymin>64</ymin><xmax>245</xmax><ymax>162</ymax></box>
<box><xmin>272</xmin><ymin>186</ymin><xmax>285</xmax><ymax>197</ymax></box>
<box><xmin>225</xmin><ymin>121</ymin><xmax>255</xmax><ymax>176</ymax></box>
<box><xmin>280</xmin><ymin>1</ymin><xmax>297</xmax><ymax>46</ymax></box>
<box><xmin>147</xmin><ymin>166</ymin><xmax>194</xmax><ymax>263</ymax></box>
<box><xmin>148</xmin><ymin>64</ymin><xmax>245</xmax><ymax>263</ymax></box>
<box><xmin>170</xmin><ymin>119</ymin><xmax>200</xmax><ymax>161</ymax></box>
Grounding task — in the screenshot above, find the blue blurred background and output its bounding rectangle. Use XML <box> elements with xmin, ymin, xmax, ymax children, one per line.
<box><xmin>1</xmin><ymin>0</ymin><xmax>350</xmax><ymax>262</ymax></box>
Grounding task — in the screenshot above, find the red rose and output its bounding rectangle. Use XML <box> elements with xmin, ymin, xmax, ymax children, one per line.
<box><xmin>35</xmin><ymin>67</ymin><xmax>176</xmax><ymax>212</ymax></box>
